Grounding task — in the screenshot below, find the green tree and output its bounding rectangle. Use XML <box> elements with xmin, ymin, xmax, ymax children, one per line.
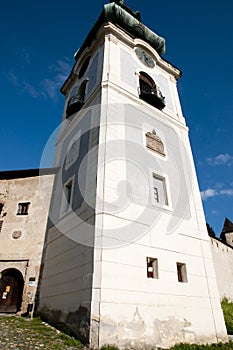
<box><xmin>206</xmin><ymin>223</ymin><xmax>216</xmax><ymax>238</ymax></box>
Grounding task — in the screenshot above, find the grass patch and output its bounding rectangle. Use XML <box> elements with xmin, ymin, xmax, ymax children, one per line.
<box><xmin>169</xmin><ymin>343</ymin><xmax>233</xmax><ymax>349</ymax></box>
<box><xmin>59</xmin><ymin>333</ymin><xmax>83</xmax><ymax>347</ymax></box>
<box><xmin>221</xmin><ymin>298</ymin><xmax>233</xmax><ymax>334</ymax></box>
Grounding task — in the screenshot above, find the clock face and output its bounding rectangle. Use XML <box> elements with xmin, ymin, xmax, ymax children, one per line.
<box><xmin>135</xmin><ymin>48</ymin><xmax>155</xmax><ymax>68</ymax></box>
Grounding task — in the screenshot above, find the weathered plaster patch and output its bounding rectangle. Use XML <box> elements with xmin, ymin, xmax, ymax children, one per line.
<box><xmin>94</xmin><ymin>309</ymin><xmax>196</xmax><ymax>350</ymax></box>
<box><xmin>153</xmin><ymin>317</ymin><xmax>194</xmax><ymax>347</ymax></box>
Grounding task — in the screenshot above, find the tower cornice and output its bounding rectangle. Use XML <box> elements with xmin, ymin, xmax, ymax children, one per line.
<box><xmin>61</xmin><ymin>22</ymin><xmax>181</xmax><ymax>96</ymax></box>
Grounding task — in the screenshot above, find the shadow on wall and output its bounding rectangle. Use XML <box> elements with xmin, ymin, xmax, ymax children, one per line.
<box><xmin>38</xmin><ymin>305</ymin><xmax>90</xmax><ymax>344</ymax></box>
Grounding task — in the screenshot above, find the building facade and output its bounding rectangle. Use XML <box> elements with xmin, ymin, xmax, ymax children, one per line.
<box><xmin>0</xmin><ymin>169</ymin><xmax>55</xmax><ymax>314</ymax></box>
<box><xmin>37</xmin><ymin>2</ymin><xmax>228</xmax><ymax>349</ymax></box>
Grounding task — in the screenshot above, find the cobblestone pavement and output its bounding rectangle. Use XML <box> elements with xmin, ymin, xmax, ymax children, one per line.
<box><xmin>0</xmin><ymin>315</ymin><xmax>83</xmax><ymax>350</ymax></box>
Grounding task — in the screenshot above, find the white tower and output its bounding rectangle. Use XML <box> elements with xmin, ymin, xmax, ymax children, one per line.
<box><xmin>38</xmin><ymin>2</ymin><xmax>228</xmax><ymax>348</ymax></box>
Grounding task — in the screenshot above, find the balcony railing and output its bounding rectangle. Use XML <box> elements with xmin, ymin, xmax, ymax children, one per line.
<box><xmin>139</xmin><ymin>81</ymin><xmax>165</xmax><ymax>110</ymax></box>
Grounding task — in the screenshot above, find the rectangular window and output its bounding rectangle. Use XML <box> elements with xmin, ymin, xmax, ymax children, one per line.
<box><xmin>147</xmin><ymin>257</ymin><xmax>159</xmax><ymax>279</ymax></box>
<box><xmin>65</xmin><ymin>130</ymin><xmax>81</xmax><ymax>170</ymax></box>
<box><xmin>176</xmin><ymin>263</ymin><xmax>188</xmax><ymax>283</ymax></box>
<box><xmin>17</xmin><ymin>202</ymin><xmax>30</xmax><ymax>215</ymax></box>
<box><xmin>152</xmin><ymin>173</ymin><xmax>168</xmax><ymax>206</ymax></box>
<box><xmin>66</xmin><ymin>181</ymin><xmax>72</xmax><ymax>205</ymax></box>
<box><xmin>0</xmin><ymin>221</ymin><xmax>3</xmax><ymax>233</ymax></box>
<box><xmin>61</xmin><ymin>179</ymin><xmax>74</xmax><ymax>214</ymax></box>
<box><xmin>29</xmin><ymin>277</ymin><xmax>36</xmax><ymax>287</ymax></box>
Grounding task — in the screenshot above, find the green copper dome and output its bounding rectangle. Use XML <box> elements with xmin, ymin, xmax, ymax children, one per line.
<box><xmin>75</xmin><ymin>1</ymin><xmax>166</xmax><ymax>62</ymax></box>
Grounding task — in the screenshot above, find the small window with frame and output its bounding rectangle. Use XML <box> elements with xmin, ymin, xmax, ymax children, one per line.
<box><xmin>17</xmin><ymin>202</ymin><xmax>30</xmax><ymax>215</ymax></box>
<box><xmin>176</xmin><ymin>262</ymin><xmax>188</xmax><ymax>283</ymax></box>
<box><xmin>151</xmin><ymin>172</ymin><xmax>170</xmax><ymax>208</ymax></box>
<box><xmin>60</xmin><ymin>178</ymin><xmax>74</xmax><ymax>215</ymax></box>
<box><xmin>65</xmin><ymin>130</ymin><xmax>81</xmax><ymax>170</ymax></box>
<box><xmin>29</xmin><ymin>277</ymin><xmax>36</xmax><ymax>287</ymax></box>
<box><xmin>147</xmin><ymin>257</ymin><xmax>159</xmax><ymax>279</ymax></box>
<box><xmin>153</xmin><ymin>174</ymin><xmax>168</xmax><ymax>206</ymax></box>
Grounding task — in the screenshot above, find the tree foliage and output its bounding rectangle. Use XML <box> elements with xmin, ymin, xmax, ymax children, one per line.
<box><xmin>206</xmin><ymin>223</ymin><xmax>216</xmax><ymax>238</ymax></box>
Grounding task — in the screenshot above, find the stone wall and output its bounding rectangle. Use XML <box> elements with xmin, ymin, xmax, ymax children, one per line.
<box><xmin>0</xmin><ymin>170</ymin><xmax>55</xmax><ymax>313</ymax></box>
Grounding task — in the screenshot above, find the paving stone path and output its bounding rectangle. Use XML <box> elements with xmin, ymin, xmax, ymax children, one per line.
<box><xmin>0</xmin><ymin>315</ymin><xmax>83</xmax><ymax>350</ymax></box>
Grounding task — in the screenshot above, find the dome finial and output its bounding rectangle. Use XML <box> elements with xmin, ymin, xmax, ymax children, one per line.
<box><xmin>110</xmin><ymin>0</ymin><xmax>124</xmax><ymax>3</ymax></box>
<box><xmin>109</xmin><ymin>0</ymin><xmax>141</xmax><ymax>21</ymax></box>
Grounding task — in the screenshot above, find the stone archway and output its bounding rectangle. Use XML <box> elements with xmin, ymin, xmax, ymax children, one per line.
<box><xmin>0</xmin><ymin>268</ymin><xmax>24</xmax><ymax>313</ymax></box>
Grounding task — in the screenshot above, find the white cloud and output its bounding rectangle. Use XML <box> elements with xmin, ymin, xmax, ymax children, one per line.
<box><xmin>219</xmin><ymin>189</ymin><xmax>233</xmax><ymax>196</ymax></box>
<box><xmin>40</xmin><ymin>79</ymin><xmax>58</xmax><ymax>100</ymax></box>
<box><xmin>201</xmin><ymin>189</ymin><xmax>218</xmax><ymax>200</ymax></box>
<box><xmin>7</xmin><ymin>71</ymin><xmax>20</xmax><ymax>87</ymax></box>
<box><xmin>201</xmin><ymin>187</ymin><xmax>233</xmax><ymax>200</ymax></box>
<box><xmin>7</xmin><ymin>58</ymin><xmax>71</xmax><ymax>102</ymax></box>
<box><xmin>207</xmin><ymin>153</ymin><xmax>233</xmax><ymax>166</ymax></box>
<box><xmin>41</xmin><ymin>58</ymin><xmax>71</xmax><ymax>101</ymax></box>
<box><xmin>50</xmin><ymin>59</ymin><xmax>71</xmax><ymax>76</ymax></box>
<box><xmin>211</xmin><ymin>210</ymin><xmax>219</xmax><ymax>215</ymax></box>
<box><xmin>22</xmin><ymin>81</ymin><xmax>40</xmax><ymax>99</ymax></box>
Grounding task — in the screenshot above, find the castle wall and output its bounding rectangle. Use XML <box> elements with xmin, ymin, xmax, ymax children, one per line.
<box><xmin>210</xmin><ymin>237</ymin><xmax>233</xmax><ymax>301</ymax></box>
<box><xmin>0</xmin><ymin>172</ymin><xmax>54</xmax><ymax>313</ymax></box>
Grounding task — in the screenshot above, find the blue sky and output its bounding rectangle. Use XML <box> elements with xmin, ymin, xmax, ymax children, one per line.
<box><xmin>0</xmin><ymin>0</ymin><xmax>232</xmax><ymax>236</ymax></box>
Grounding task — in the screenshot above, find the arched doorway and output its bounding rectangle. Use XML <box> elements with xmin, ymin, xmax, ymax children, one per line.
<box><xmin>0</xmin><ymin>269</ymin><xmax>24</xmax><ymax>313</ymax></box>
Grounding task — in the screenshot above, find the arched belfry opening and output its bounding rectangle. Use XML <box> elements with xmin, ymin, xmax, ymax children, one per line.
<box><xmin>66</xmin><ymin>79</ymin><xmax>89</xmax><ymax>118</ymax></box>
<box><xmin>0</xmin><ymin>268</ymin><xmax>24</xmax><ymax>313</ymax></box>
<box><xmin>139</xmin><ymin>71</ymin><xmax>165</xmax><ymax>110</ymax></box>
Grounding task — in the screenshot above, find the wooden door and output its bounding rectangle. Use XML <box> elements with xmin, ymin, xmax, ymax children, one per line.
<box><xmin>0</xmin><ymin>269</ymin><xmax>24</xmax><ymax>313</ymax></box>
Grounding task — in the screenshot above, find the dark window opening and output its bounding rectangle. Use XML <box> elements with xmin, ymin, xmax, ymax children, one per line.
<box><xmin>139</xmin><ymin>72</ymin><xmax>165</xmax><ymax>110</ymax></box>
<box><xmin>0</xmin><ymin>203</ymin><xmax>3</xmax><ymax>215</ymax></box>
<box><xmin>66</xmin><ymin>79</ymin><xmax>88</xmax><ymax>118</ymax></box>
<box><xmin>177</xmin><ymin>262</ymin><xmax>188</xmax><ymax>283</ymax></box>
<box><xmin>0</xmin><ymin>221</ymin><xmax>3</xmax><ymax>233</ymax></box>
<box><xmin>78</xmin><ymin>56</ymin><xmax>91</xmax><ymax>79</ymax></box>
<box><xmin>147</xmin><ymin>257</ymin><xmax>158</xmax><ymax>279</ymax></box>
<box><xmin>60</xmin><ymin>179</ymin><xmax>74</xmax><ymax>216</ymax></box>
<box><xmin>61</xmin><ymin>180</ymin><xmax>73</xmax><ymax>214</ymax></box>
<box><xmin>65</xmin><ymin>181</ymin><xmax>72</xmax><ymax>206</ymax></box>
<box><xmin>17</xmin><ymin>202</ymin><xmax>30</xmax><ymax>216</ymax></box>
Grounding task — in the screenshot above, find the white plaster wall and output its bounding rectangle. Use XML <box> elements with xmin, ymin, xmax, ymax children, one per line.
<box><xmin>90</xmin><ymin>26</ymin><xmax>228</xmax><ymax>348</ymax></box>
<box><xmin>210</xmin><ymin>238</ymin><xmax>233</xmax><ymax>301</ymax></box>
<box><xmin>103</xmin><ymin>23</ymin><xmax>184</xmax><ymax>124</ymax></box>
<box><xmin>38</xmin><ymin>86</ymin><xmax>102</xmax><ymax>341</ymax></box>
